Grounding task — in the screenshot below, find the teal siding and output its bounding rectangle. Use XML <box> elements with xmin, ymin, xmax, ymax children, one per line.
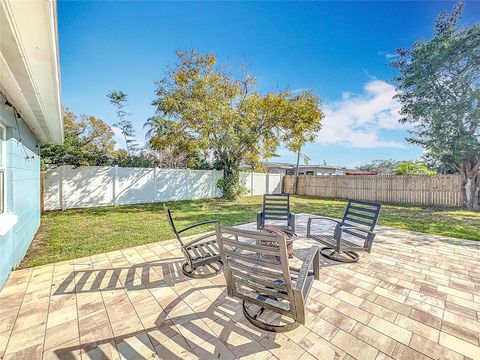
<box><xmin>0</xmin><ymin>104</ymin><xmax>40</xmax><ymax>289</ymax></box>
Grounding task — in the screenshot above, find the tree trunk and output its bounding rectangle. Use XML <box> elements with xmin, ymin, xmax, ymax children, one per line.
<box><xmin>222</xmin><ymin>158</ymin><xmax>241</xmax><ymax>200</ymax></box>
<box><xmin>460</xmin><ymin>160</ymin><xmax>480</xmax><ymax>210</ymax></box>
<box><xmin>294</xmin><ymin>149</ymin><xmax>301</xmax><ymax>195</ymax></box>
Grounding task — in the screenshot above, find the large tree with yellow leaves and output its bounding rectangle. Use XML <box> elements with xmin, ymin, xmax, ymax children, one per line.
<box><xmin>147</xmin><ymin>50</ymin><xmax>323</xmax><ymax>199</ymax></box>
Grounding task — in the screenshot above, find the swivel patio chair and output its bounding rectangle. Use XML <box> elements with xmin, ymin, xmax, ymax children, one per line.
<box><xmin>215</xmin><ymin>225</ymin><xmax>320</xmax><ymax>332</ymax></box>
<box><xmin>164</xmin><ymin>204</ymin><xmax>223</xmax><ymax>278</ymax></box>
<box><xmin>307</xmin><ymin>199</ymin><xmax>381</xmax><ymax>263</ymax></box>
<box><xmin>257</xmin><ymin>193</ymin><xmax>295</xmax><ymax>232</ymax></box>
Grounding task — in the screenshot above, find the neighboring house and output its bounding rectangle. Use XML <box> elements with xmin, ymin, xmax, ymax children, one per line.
<box><xmin>0</xmin><ymin>1</ymin><xmax>63</xmax><ymax>288</ymax></box>
<box><xmin>267</xmin><ymin>162</ymin><xmax>375</xmax><ymax>176</ymax></box>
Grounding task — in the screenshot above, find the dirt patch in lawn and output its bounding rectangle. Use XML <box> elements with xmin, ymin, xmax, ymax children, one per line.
<box><xmin>19</xmin><ymin>222</ymin><xmax>50</xmax><ymax>269</ymax></box>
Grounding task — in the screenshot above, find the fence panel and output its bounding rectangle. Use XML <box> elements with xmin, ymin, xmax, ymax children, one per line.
<box><xmin>43</xmin><ymin>166</ymin><xmax>277</xmax><ymax>210</ymax></box>
<box><xmin>63</xmin><ymin>166</ymin><xmax>114</xmax><ymax>209</ymax></box>
<box><xmin>43</xmin><ymin>167</ymin><xmax>62</xmax><ymax>210</ymax></box>
<box><xmin>154</xmin><ymin>168</ymin><xmax>188</xmax><ymax>202</ymax></box>
<box><xmin>116</xmin><ymin>167</ymin><xmax>155</xmax><ymax>205</ymax></box>
<box><xmin>268</xmin><ymin>174</ymin><xmax>282</xmax><ymax>194</ymax></box>
<box><xmin>284</xmin><ymin>174</ymin><xmax>462</xmax><ymax>207</ymax></box>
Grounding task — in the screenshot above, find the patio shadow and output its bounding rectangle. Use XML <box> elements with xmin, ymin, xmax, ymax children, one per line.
<box><xmin>54</xmin><ymin>285</ymin><xmax>288</xmax><ymax>359</ymax></box>
<box><xmin>54</xmin><ymin>258</ymin><xmax>187</xmax><ymax>295</ymax></box>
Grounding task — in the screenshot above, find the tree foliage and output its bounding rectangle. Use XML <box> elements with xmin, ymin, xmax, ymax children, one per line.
<box><xmin>149</xmin><ymin>50</ymin><xmax>323</xmax><ymax>198</ymax></box>
<box><xmin>391</xmin><ymin>1</ymin><xmax>480</xmax><ymax>209</ymax></box>
<box><xmin>356</xmin><ymin>159</ymin><xmax>437</xmax><ymax>175</ymax></box>
<box><xmin>144</xmin><ymin>116</ymin><xmax>206</xmax><ymax>169</ymax></box>
<box><xmin>107</xmin><ymin>90</ymin><xmax>138</xmax><ymax>155</ymax></box>
<box><xmin>41</xmin><ymin>109</ymin><xmax>192</xmax><ymax>170</ymax></box>
<box><xmin>395</xmin><ymin>161</ymin><xmax>437</xmax><ymax>175</ymax></box>
<box><xmin>41</xmin><ymin>109</ymin><xmax>115</xmax><ymax>169</ymax></box>
<box><xmin>356</xmin><ymin>159</ymin><xmax>404</xmax><ymax>175</ymax></box>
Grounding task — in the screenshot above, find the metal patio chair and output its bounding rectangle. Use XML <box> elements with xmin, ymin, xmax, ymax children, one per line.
<box><xmin>164</xmin><ymin>204</ymin><xmax>223</xmax><ymax>278</ymax></box>
<box><xmin>216</xmin><ymin>225</ymin><xmax>320</xmax><ymax>332</ymax></box>
<box><xmin>257</xmin><ymin>193</ymin><xmax>295</xmax><ymax>232</ymax></box>
<box><xmin>307</xmin><ymin>199</ymin><xmax>381</xmax><ymax>263</ymax></box>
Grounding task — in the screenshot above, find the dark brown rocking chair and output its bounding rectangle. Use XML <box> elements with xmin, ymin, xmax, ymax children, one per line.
<box><xmin>164</xmin><ymin>204</ymin><xmax>223</xmax><ymax>278</ymax></box>
<box><xmin>216</xmin><ymin>225</ymin><xmax>320</xmax><ymax>332</ymax></box>
<box><xmin>307</xmin><ymin>199</ymin><xmax>381</xmax><ymax>263</ymax></box>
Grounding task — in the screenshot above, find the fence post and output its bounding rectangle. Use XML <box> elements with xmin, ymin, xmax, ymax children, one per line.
<box><xmin>250</xmin><ymin>172</ymin><xmax>254</xmax><ymax>196</ymax></box>
<box><xmin>153</xmin><ymin>167</ymin><xmax>157</xmax><ymax>203</ymax></box>
<box><xmin>60</xmin><ymin>165</ymin><xmax>66</xmax><ymax>210</ymax></box>
<box><xmin>185</xmin><ymin>169</ymin><xmax>189</xmax><ymax>200</ymax></box>
<box><xmin>112</xmin><ymin>165</ymin><xmax>119</xmax><ymax>206</ymax></box>
<box><xmin>211</xmin><ymin>171</ymin><xmax>216</xmax><ymax>198</ymax></box>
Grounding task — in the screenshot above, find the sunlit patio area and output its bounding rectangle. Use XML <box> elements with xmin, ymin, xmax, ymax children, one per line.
<box><xmin>1</xmin><ymin>214</ymin><xmax>479</xmax><ymax>360</ymax></box>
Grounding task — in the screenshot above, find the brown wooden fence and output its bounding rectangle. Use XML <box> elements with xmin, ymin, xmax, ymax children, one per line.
<box><xmin>283</xmin><ymin>174</ymin><xmax>463</xmax><ymax>207</ymax></box>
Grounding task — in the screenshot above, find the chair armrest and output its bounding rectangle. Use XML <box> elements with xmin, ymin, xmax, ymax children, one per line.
<box><xmin>308</xmin><ymin>216</ymin><xmax>342</xmax><ymax>225</ymax></box>
<box><xmin>257</xmin><ymin>211</ymin><xmax>264</xmax><ymax>230</ymax></box>
<box><xmin>307</xmin><ymin>216</ymin><xmax>341</xmax><ymax>237</ymax></box>
<box><xmin>177</xmin><ymin>220</ymin><xmax>219</xmax><ymax>234</ymax></box>
<box><xmin>294</xmin><ymin>246</ymin><xmax>320</xmax><ymax>293</ymax></box>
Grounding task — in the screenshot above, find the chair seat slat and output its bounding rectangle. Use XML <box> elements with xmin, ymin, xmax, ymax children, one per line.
<box><xmin>196</xmin><ymin>243</ymin><xmax>209</xmax><ymax>257</ymax></box>
<box><xmin>236</xmin><ymin>288</ymin><xmax>291</xmax><ymax>313</ymax></box>
<box><xmin>230</xmin><ymin>268</ymin><xmax>287</xmax><ymax>290</ymax></box>
<box><xmin>236</xmin><ymin>279</ymin><xmax>289</xmax><ymax>300</ymax></box>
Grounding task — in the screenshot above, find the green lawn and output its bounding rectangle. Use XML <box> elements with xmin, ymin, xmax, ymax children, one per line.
<box><xmin>21</xmin><ymin>196</ymin><xmax>480</xmax><ymax>268</ymax></box>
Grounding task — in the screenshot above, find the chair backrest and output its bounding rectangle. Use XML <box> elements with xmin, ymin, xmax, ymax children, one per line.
<box><xmin>341</xmin><ymin>199</ymin><xmax>381</xmax><ymax>239</ymax></box>
<box><xmin>215</xmin><ymin>225</ymin><xmax>297</xmax><ymax>317</ymax></box>
<box><xmin>262</xmin><ymin>193</ymin><xmax>291</xmax><ymax>221</ymax></box>
<box><xmin>163</xmin><ymin>204</ymin><xmax>183</xmax><ymax>245</ymax></box>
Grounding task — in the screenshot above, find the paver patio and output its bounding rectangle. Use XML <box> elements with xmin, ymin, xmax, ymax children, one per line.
<box><xmin>0</xmin><ymin>214</ymin><xmax>479</xmax><ymax>360</ymax></box>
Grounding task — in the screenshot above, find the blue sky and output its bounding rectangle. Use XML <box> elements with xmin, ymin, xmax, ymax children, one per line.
<box><xmin>58</xmin><ymin>1</ymin><xmax>480</xmax><ymax>167</ymax></box>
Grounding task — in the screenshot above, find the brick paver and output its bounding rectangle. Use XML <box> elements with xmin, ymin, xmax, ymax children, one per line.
<box><xmin>0</xmin><ymin>214</ymin><xmax>479</xmax><ymax>359</ymax></box>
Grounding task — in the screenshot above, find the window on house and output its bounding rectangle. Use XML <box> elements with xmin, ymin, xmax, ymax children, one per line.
<box><xmin>285</xmin><ymin>169</ymin><xmax>294</xmax><ymax>175</ymax></box>
<box><xmin>306</xmin><ymin>171</ymin><xmax>314</xmax><ymax>175</ymax></box>
<box><xmin>0</xmin><ymin>124</ymin><xmax>5</xmax><ymax>214</ymax></box>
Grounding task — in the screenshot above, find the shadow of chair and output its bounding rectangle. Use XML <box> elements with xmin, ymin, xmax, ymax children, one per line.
<box><xmin>53</xmin><ymin>258</ymin><xmax>188</xmax><ymax>295</ymax></box>
<box><xmin>54</xmin><ymin>284</ymin><xmax>291</xmax><ymax>360</ymax></box>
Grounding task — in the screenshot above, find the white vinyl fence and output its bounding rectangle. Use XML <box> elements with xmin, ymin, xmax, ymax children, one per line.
<box><xmin>240</xmin><ymin>172</ymin><xmax>283</xmax><ymax>196</ymax></box>
<box><xmin>43</xmin><ymin>166</ymin><xmax>282</xmax><ymax>211</ymax></box>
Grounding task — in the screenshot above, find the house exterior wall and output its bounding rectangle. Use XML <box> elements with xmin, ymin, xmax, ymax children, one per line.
<box><xmin>0</xmin><ymin>96</ymin><xmax>40</xmax><ymax>288</ymax></box>
<box><xmin>268</xmin><ymin>167</ymin><xmax>290</xmax><ymax>175</ymax></box>
<box><xmin>268</xmin><ymin>166</ymin><xmax>345</xmax><ymax>176</ymax></box>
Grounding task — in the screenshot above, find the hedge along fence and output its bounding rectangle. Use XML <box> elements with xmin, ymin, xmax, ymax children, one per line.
<box><xmin>42</xmin><ymin>165</ymin><xmax>283</xmax><ymax>211</ymax></box>
<box><xmin>283</xmin><ymin>174</ymin><xmax>463</xmax><ymax>207</ymax></box>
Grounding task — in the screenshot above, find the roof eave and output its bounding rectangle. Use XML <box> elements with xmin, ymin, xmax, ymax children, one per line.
<box><xmin>0</xmin><ymin>0</ymin><xmax>63</xmax><ymax>144</ymax></box>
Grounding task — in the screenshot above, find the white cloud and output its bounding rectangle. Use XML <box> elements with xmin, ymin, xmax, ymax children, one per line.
<box><xmin>317</xmin><ymin>80</ymin><xmax>407</xmax><ymax>148</ymax></box>
<box><xmin>378</xmin><ymin>51</ymin><xmax>396</xmax><ymax>59</ymax></box>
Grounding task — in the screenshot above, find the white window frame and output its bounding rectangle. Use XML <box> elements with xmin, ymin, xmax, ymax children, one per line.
<box><xmin>0</xmin><ymin>122</ymin><xmax>6</xmax><ymax>214</ymax></box>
